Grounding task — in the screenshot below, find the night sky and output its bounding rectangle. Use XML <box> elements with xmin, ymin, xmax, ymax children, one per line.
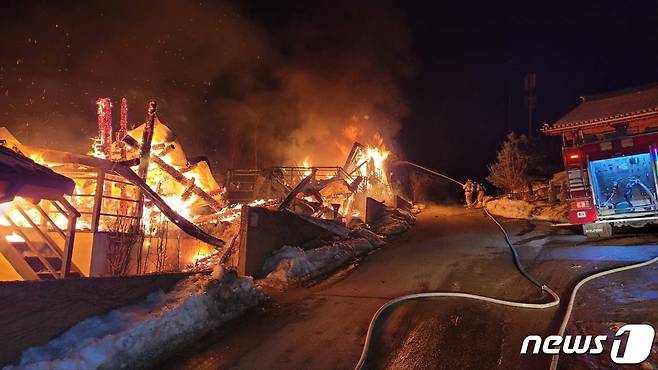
<box><xmin>2</xmin><ymin>1</ymin><xmax>658</xmax><ymax>183</ymax></box>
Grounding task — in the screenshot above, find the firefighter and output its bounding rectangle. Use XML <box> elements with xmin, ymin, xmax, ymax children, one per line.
<box><xmin>475</xmin><ymin>182</ymin><xmax>486</xmax><ymax>207</ymax></box>
<box><xmin>463</xmin><ymin>179</ymin><xmax>474</xmax><ymax>208</ymax></box>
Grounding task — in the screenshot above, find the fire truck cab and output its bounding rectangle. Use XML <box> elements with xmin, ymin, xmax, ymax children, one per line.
<box><xmin>543</xmin><ymin>84</ymin><xmax>658</xmax><ymax>238</ymax></box>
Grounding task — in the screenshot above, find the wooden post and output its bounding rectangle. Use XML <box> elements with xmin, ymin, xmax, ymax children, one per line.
<box><xmin>91</xmin><ymin>169</ymin><xmax>105</xmax><ymax>233</ymax></box>
<box><xmin>133</xmin><ymin>101</ymin><xmax>158</xmax><ymax>274</ymax></box>
<box><xmin>58</xmin><ymin>197</ymin><xmax>80</xmax><ymax>278</ymax></box>
<box><xmin>134</xmin><ymin>101</ymin><xmax>157</xmax><ymax>222</ymax></box>
<box><xmin>62</xmin><ymin>213</ymin><xmax>76</xmax><ymax>278</ymax></box>
<box><xmin>137</xmin><ymin>101</ymin><xmax>157</xmax><ymax>180</ymax></box>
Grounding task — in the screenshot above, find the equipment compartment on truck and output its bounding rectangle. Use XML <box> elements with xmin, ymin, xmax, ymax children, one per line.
<box><xmin>589</xmin><ymin>152</ymin><xmax>658</xmax><ymax>219</ymax></box>
<box><xmin>543</xmin><ymin>84</ymin><xmax>658</xmax><ymax>237</ymax></box>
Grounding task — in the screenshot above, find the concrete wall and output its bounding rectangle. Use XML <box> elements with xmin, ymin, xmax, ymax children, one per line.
<box><xmin>0</xmin><ymin>272</ymin><xmax>191</xmax><ymax>367</ymax></box>
<box><xmin>237</xmin><ymin>206</ymin><xmax>339</xmax><ymax>277</ymax></box>
<box><xmin>366</xmin><ymin>197</ymin><xmax>386</xmax><ymax>225</ymax></box>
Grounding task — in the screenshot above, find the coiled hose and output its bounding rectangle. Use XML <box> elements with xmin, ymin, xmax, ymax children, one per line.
<box><xmin>355</xmin><ymin>161</ymin><xmax>658</xmax><ymax>370</ymax></box>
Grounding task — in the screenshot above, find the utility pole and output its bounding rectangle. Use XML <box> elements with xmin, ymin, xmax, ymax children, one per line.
<box><xmin>524</xmin><ymin>73</ymin><xmax>536</xmax><ymax>138</ymax></box>
<box><xmin>507</xmin><ymin>86</ymin><xmax>512</xmax><ymax>133</ymax></box>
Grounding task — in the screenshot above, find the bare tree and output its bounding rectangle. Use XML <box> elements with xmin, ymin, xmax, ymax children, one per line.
<box><xmin>106</xmin><ymin>216</ymin><xmax>144</xmax><ymax>276</ymax></box>
<box><xmin>153</xmin><ymin>220</ymin><xmax>169</xmax><ymax>272</ymax></box>
<box><xmin>487</xmin><ymin>132</ymin><xmax>529</xmax><ymax>195</ymax></box>
<box><xmin>141</xmin><ymin>215</ymin><xmax>170</xmax><ymax>273</ymax></box>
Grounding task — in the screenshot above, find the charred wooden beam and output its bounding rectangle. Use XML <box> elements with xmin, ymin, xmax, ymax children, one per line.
<box><xmin>279</xmin><ymin>168</ymin><xmax>317</xmax><ymax>211</ymax></box>
<box><xmin>122</xmin><ymin>134</ymin><xmax>224</xmax><ymax>211</ymax></box>
<box><xmin>149</xmin><ymin>155</ymin><xmax>224</xmax><ymax>211</ymax></box>
<box><xmin>137</xmin><ymin>101</ymin><xmax>157</xmax><ymax>180</ymax></box>
<box><xmin>151</xmin><ymin>143</ymin><xmax>167</xmax><ymax>151</ymax></box>
<box><xmin>133</xmin><ymin>101</ymin><xmax>157</xmax><ymax>265</ymax></box>
<box><xmin>342</xmin><ymin>142</ymin><xmax>366</xmax><ymax>173</ymax></box>
<box><xmin>180</xmin><ymin>183</ymin><xmax>194</xmax><ymax>201</ymax></box>
<box><xmin>349</xmin><ymin>160</ymin><xmax>368</xmax><ymax>177</ymax></box>
<box><xmin>157</xmin><ymin>143</ymin><xmax>176</xmax><ymax>157</ymax></box>
<box><xmin>179</xmin><ymin>162</ymin><xmax>198</xmax><ymax>173</ymax></box>
<box><xmin>117</xmin><ymin>98</ymin><xmax>129</xmax><ymax>160</ymax></box>
<box><xmin>109</xmin><ymin>163</ymin><xmax>225</xmax><ymax>248</ymax></box>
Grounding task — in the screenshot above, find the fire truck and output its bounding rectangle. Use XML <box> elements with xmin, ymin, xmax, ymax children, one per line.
<box><xmin>543</xmin><ymin>84</ymin><xmax>658</xmax><ymax>238</ymax></box>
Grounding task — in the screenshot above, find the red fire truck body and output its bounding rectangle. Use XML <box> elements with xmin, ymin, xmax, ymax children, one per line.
<box><xmin>544</xmin><ymin>85</ymin><xmax>658</xmax><ymax>237</ymax></box>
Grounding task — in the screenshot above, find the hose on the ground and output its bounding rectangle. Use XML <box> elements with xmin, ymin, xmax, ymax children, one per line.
<box><xmin>357</xmin><ymin>161</ymin><xmax>658</xmax><ymax>370</ymax></box>
<box><xmin>355</xmin><ymin>162</ymin><xmax>559</xmax><ymax>370</ymax></box>
<box><xmin>548</xmin><ymin>254</ymin><xmax>658</xmax><ymax>370</ymax></box>
<box><xmin>485</xmin><ymin>207</ymin><xmax>544</xmax><ymax>288</ymax></box>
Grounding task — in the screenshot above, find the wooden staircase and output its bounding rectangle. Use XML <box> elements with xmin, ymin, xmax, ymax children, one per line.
<box><xmin>0</xmin><ymin>197</ymin><xmax>81</xmax><ymax>280</ymax></box>
<box><xmin>11</xmin><ymin>241</ymin><xmax>82</xmax><ymax>280</ymax></box>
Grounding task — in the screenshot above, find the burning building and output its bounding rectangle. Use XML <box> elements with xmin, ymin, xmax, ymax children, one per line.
<box><xmin>0</xmin><ymin>98</ymin><xmax>398</xmax><ymax>281</ymax></box>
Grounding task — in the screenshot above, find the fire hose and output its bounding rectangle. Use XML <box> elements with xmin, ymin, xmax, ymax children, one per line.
<box><xmin>548</xmin><ymin>254</ymin><xmax>658</xmax><ymax>370</ymax></box>
<box><xmin>354</xmin><ymin>161</ymin><xmax>658</xmax><ymax>370</ymax></box>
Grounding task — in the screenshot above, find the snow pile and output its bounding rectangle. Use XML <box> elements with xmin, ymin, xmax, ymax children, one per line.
<box><xmin>372</xmin><ymin>208</ymin><xmax>416</xmax><ymax>236</ymax></box>
<box><xmin>261</xmin><ymin>238</ymin><xmax>375</xmax><ymax>285</ymax></box>
<box><xmin>8</xmin><ymin>269</ymin><xmax>265</xmax><ymax>370</ymax></box>
<box><xmin>485</xmin><ymin>197</ymin><xmax>568</xmax><ymax>223</ymax></box>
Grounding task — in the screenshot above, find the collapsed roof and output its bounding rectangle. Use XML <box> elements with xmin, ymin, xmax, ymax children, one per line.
<box><xmin>0</xmin><ymin>145</ymin><xmax>74</xmax><ymax>203</ymax></box>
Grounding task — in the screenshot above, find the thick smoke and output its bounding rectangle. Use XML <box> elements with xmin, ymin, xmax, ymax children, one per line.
<box><xmin>0</xmin><ymin>1</ymin><xmax>414</xmax><ymax>169</ymax></box>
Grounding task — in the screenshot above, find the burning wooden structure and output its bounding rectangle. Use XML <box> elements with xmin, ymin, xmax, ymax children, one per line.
<box><xmin>0</xmin><ymin>100</ymin><xmax>228</xmax><ymax>280</ymax></box>
<box><xmin>0</xmin><ymin>98</ymin><xmax>398</xmax><ymax>281</ymax></box>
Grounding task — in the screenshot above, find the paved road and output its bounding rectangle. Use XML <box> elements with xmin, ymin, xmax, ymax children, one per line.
<box><xmin>163</xmin><ymin>206</ymin><xmax>658</xmax><ymax>369</ymax></box>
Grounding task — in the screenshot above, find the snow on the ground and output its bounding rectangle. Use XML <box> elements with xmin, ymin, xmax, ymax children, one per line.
<box><xmin>485</xmin><ymin>196</ymin><xmax>568</xmax><ymax>223</ymax></box>
<box><xmin>7</xmin><ymin>268</ymin><xmax>265</xmax><ymax>370</ymax></box>
<box><xmin>260</xmin><ymin>238</ymin><xmax>375</xmax><ymax>285</ymax></box>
